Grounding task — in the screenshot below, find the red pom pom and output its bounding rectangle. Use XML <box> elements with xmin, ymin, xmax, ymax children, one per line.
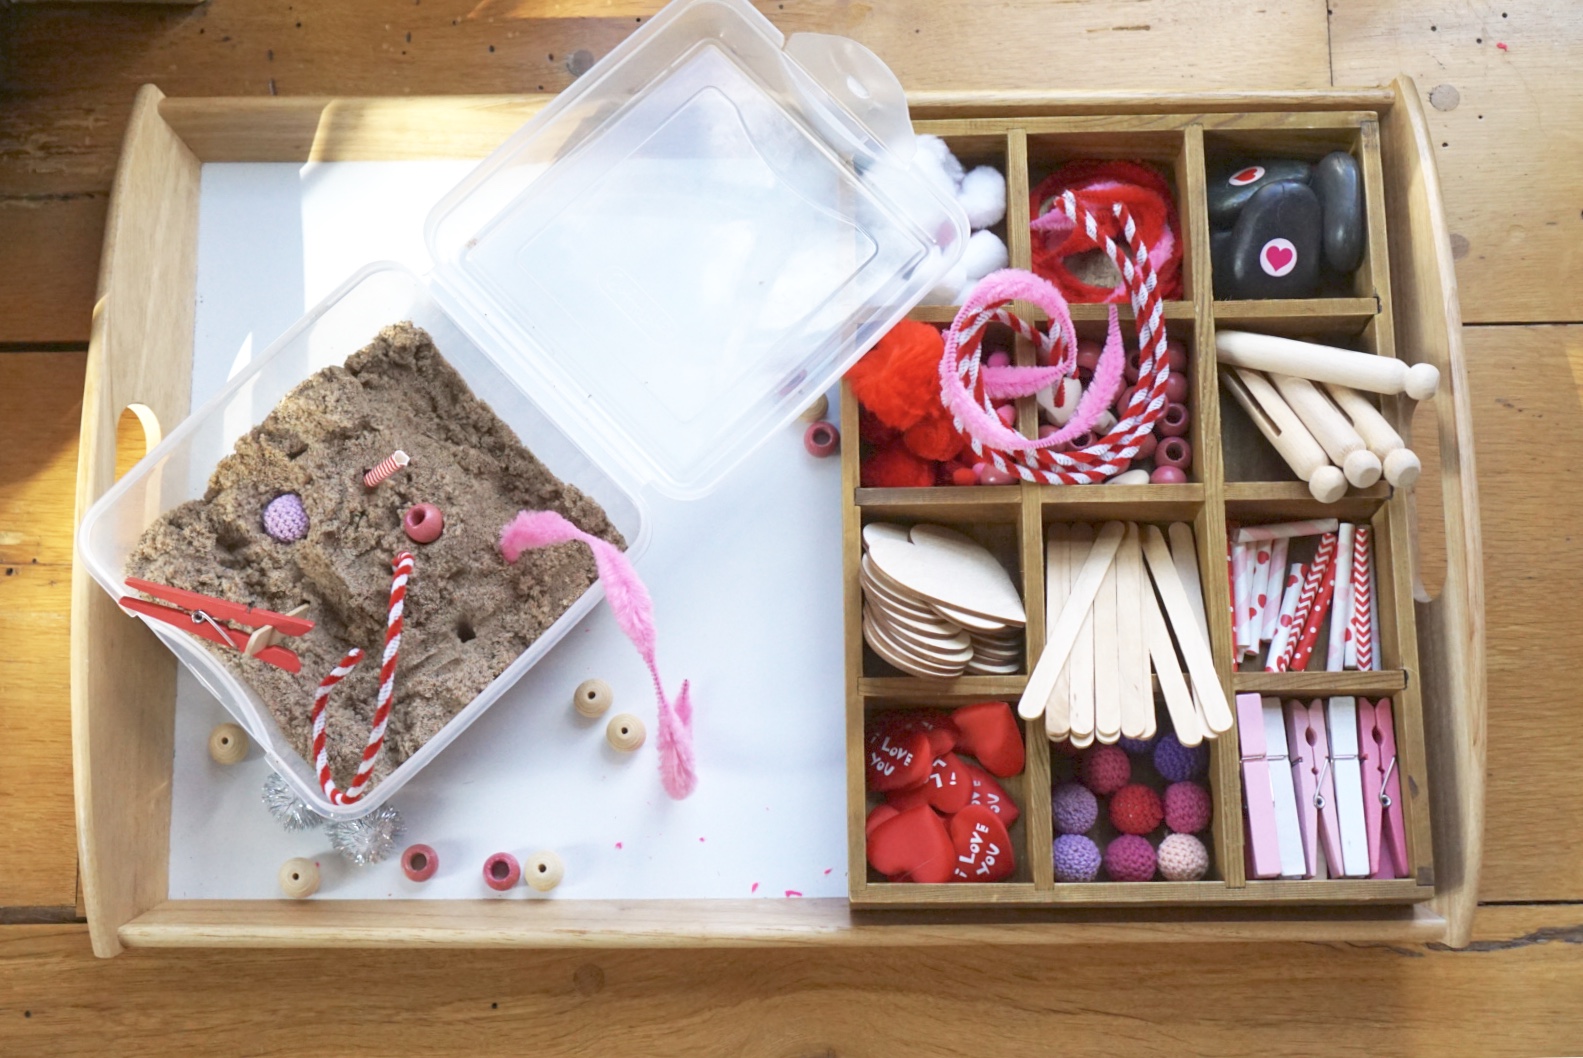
<box><xmin>858</xmin><ymin>408</ymin><xmax>900</xmax><ymax>446</ymax></box>
<box><xmin>903</xmin><ymin>415</ymin><xmax>967</xmax><ymax>462</ymax></box>
<box><xmin>847</xmin><ymin>320</ymin><xmax>944</xmax><ymax>431</ymax></box>
<box><xmin>861</xmin><ymin>442</ymin><xmax>935</xmax><ymax>488</ymax></box>
<box><xmin>1109</xmin><ymin>783</ymin><xmax>1165</xmax><ymax>836</ymax></box>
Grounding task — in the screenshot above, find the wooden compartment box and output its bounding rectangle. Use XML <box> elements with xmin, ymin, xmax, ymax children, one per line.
<box><xmin>75</xmin><ymin>80</ymin><xmax>1483</xmax><ymax>957</ymax></box>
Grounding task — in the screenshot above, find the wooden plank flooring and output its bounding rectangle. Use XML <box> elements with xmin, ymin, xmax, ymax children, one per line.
<box><xmin>1</xmin><ymin>0</ymin><xmax>1580</xmax><ymax>1053</ymax></box>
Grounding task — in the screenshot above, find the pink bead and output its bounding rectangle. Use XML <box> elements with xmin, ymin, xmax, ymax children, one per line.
<box><xmin>403</xmin><ymin>503</ymin><xmax>445</xmax><ymax>544</ymax></box>
<box><xmin>1038</xmin><ymin>424</ymin><xmax>1060</xmax><ymax>440</ymax></box>
<box><xmin>1117</xmin><ymin>386</ymin><xmax>1140</xmax><ymax>413</ymax></box>
<box><xmin>1159</xmin><ymin>402</ymin><xmax>1191</xmax><ymax>437</ymax></box>
<box><xmin>1069</xmin><ymin>432</ymin><xmax>1095</xmax><ymax>450</ymax></box>
<box><xmin>1075</xmin><ymin>339</ymin><xmax>1102</xmax><ymax>374</ymax></box>
<box><xmin>1132</xmin><ymin>431</ymin><xmax>1158</xmax><ymax>461</ymax></box>
<box><xmin>1163</xmin><ymin>338</ymin><xmax>1189</xmax><ymax>373</ymax></box>
<box><xmin>1150</xmin><ymin>465</ymin><xmax>1188</xmax><ymax>485</ymax></box>
<box><xmin>979</xmin><ymin>465</ymin><xmax>1019</xmax><ymax>486</ymax></box>
<box><xmin>1162</xmin><ymin>372</ymin><xmax>1189</xmax><ymax>404</ymax></box>
<box><xmin>1156</xmin><ymin>436</ymin><xmax>1192</xmax><ymax>470</ymax></box>
<box><xmin>1124</xmin><ymin>348</ymin><xmax>1145</xmax><ymax>385</ymax></box>
<box><xmin>986</xmin><ymin>351</ymin><xmax>1012</xmax><ymax>369</ymax></box>
<box><xmin>995</xmin><ymin>404</ymin><xmax>1018</xmax><ymax>428</ymax></box>
<box><xmin>803</xmin><ymin>420</ymin><xmax>840</xmax><ymax>458</ymax></box>
<box><xmin>402</xmin><ymin>844</ymin><xmax>438</xmax><ymax>882</ymax></box>
<box><xmin>483</xmin><ymin>852</ymin><xmax>520</xmax><ymax>891</ymax></box>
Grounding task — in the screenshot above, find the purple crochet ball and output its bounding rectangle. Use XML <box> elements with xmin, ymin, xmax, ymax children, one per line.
<box><xmin>1051</xmin><ymin>782</ymin><xmax>1099</xmax><ymax>835</ymax></box>
<box><xmin>262</xmin><ymin>493</ymin><xmax>309</xmax><ymax>543</ymax></box>
<box><xmin>1118</xmin><ymin>734</ymin><xmax>1157</xmax><ymax>755</ymax></box>
<box><xmin>1163</xmin><ymin>781</ymin><xmax>1212</xmax><ymax>834</ymax></box>
<box><xmin>1104</xmin><ymin>834</ymin><xmax>1157</xmax><ymax>882</ymax></box>
<box><xmin>1053</xmin><ymin>834</ymin><xmax>1102</xmax><ymax>883</ymax></box>
<box><xmin>1153</xmin><ymin>732</ymin><xmax>1208</xmax><ymax>782</ymax></box>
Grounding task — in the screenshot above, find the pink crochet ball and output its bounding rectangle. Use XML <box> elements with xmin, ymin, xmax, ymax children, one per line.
<box><xmin>1109</xmin><ymin>783</ymin><xmax>1164</xmax><ymax>836</ymax></box>
<box><xmin>1104</xmin><ymin>834</ymin><xmax>1157</xmax><ymax>882</ymax></box>
<box><xmin>1079</xmin><ymin>744</ymin><xmax>1131</xmax><ymax>796</ymax></box>
<box><xmin>1163</xmin><ymin>781</ymin><xmax>1212</xmax><ymax>834</ymax></box>
<box><xmin>262</xmin><ymin>493</ymin><xmax>308</xmax><ymax>543</ymax></box>
<box><xmin>1157</xmin><ymin>833</ymin><xmax>1210</xmax><ymax>881</ymax></box>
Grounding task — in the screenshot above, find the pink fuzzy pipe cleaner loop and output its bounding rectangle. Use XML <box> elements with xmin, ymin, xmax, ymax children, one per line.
<box><xmin>499</xmin><ymin>511</ymin><xmax>696</xmax><ymax>799</ymax></box>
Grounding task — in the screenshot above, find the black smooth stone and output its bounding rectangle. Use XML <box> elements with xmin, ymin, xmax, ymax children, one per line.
<box><xmin>1207</xmin><ymin>158</ymin><xmax>1312</xmax><ymax>228</ymax></box>
<box><xmin>1213</xmin><ymin>180</ymin><xmax>1322</xmax><ymax>300</ymax></box>
<box><xmin>1313</xmin><ymin>150</ymin><xmax>1365</xmax><ymax>273</ymax></box>
<box><xmin>1210</xmin><ymin>229</ymin><xmax>1233</xmax><ymax>285</ymax></box>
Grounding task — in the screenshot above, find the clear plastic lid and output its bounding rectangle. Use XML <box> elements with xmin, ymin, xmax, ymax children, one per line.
<box><xmin>425</xmin><ymin>0</ymin><xmax>967</xmax><ymax>499</ymax></box>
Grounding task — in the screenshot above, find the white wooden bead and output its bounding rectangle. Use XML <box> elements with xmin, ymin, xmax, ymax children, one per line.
<box><xmin>525</xmin><ymin>850</ymin><xmax>564</xmax><ymax>892</ymax></box>
<box><xmin>279</xmin><ymin>857</ymin><xmax>320</xmax><ymax>899</ymax></box>
<box><xmin>208</xmin><ymin>722</ymin><xmax>248</xmax><ymax>765</ymax></box>
<box><xmin>573</xmin><ymin>678</ymin><xmax>613</xmax><ymax>718</ymax></box>
<box><xmin>606</xmin><ymin>713</ymin><xmax>646</xmax><ymax>752</ymax></box>
<box><xmin>798</xmin><ymin>393</ymin><xmax>829</xmax><ymax>423</ymax></box>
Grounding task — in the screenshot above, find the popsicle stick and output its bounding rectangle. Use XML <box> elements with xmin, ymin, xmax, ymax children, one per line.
<box><xmin>1142</xmin><ymin>575</ymin><xmax>1201</xmax><ymax>746</ymax></box>
<box><xmin>1115</xmin><ymin>525</ymin><xmax>1151</xmax><ymax>741</ymax></box>
<box><xmin>1044</xmin><ymin>526</ymin><xmax>1072</xmax><ymax>742</ymax></box>
<box><xmin>1137</xmin><ymin>546</ymin><xmax>1158</xmax><ymax>740</ymax></box>
<box><xmin>1017</xmin><ymin>521</ymin><xmax>1124</xmax><ymax>720</ymax></box>
<box><xmin>1140</xmin><ymin>526</ymin><xmax>1234</xmax><ymax>735</ymax></box>
<box><xmin>1069</xmin><ymin>525</ymin><xmax>1097</xmax><ymax>744</ymax></box>
<box><xmin>1092</xmin><ymin>536</ymin><xmax>1122</xmax><ymax>743</ymax></box>
<box><xmin>1166</xmin><ymin>522</ymin><xmax>1212</xmax><ymax>727</ymax></box>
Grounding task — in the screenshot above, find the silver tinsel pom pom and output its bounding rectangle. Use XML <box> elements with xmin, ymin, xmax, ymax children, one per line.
<box><xmin>326</xmin><ymin>805</ymin><xmax>405</xmax><ymax>866</ymax></box>
<box><xmin>262</xmin><ymin>772</ymin><xmax>327</xmax><ymax>832</ymax></box>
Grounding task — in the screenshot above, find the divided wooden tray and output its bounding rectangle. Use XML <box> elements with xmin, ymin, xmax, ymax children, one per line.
<box><xmin>73</xmin><ymin>80</ymin><xmax>1483</xmax><ymax>957</ymax></box>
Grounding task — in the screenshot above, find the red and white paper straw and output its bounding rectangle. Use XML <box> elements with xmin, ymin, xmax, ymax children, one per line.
<box><xmin>1234</xmin><ymin>519</ymin><xmax>1339</xmax><ymax>545</ymax></box>
<box><xmin>1278</xmin><ymin>533</ymin><xmax>1337</xmax><ymax>672</ymax></box>
<box><xmin>1326</xmin><ymin>523</ymin><xmax>1356</xmax><ymax>670</ymax></box>
<box><xmin>363</xmin><ymin>449</ymin><xmax>410</xmax><ymax>488</ymax></box>
<box><xmin>1349</xmin><ymin>526</ymin><xmax>1378</xmax><ymax>670</ymax></box>
<box><xmin>1265</xmin><ymin>562</ymin><xmax>1305</xmax><ymax>671</ymax></box>
<box><xmin>1290</xmin><ymin>532</ymin><xmax>1339</xmax><ymax>672</ymax></box>
<box><xmin>1232</xmin><ymin>541</ymin><xmax>1254</xmax><ymax>656</ymax></box>
<box><xmin>1259</xmin><ymin>537</ymin><xmax>1289</xmax><ymax>643</ymax></box>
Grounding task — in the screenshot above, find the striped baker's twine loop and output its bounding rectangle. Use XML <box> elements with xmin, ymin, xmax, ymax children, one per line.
<box><xmin>310</xmin><ymin>551</ymin><xmax>414</xmax><ymax>805</ymax></box>
<box><xmin>943</xmin><ymin>192</ymin><xmax>1173</xmax><ymax>484</ymax></box>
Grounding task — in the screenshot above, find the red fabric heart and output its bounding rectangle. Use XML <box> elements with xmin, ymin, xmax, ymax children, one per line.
<box><xmin>965</xmin><ymin>762</ymin><xmax>1021</xmax><ymax>827</ymax></box>
<box><xmin>924</xmin><ymin>752</ymin><xmax>973</xmax><ymax>814</ymax></box>
<box><xmin>950</xmin><ymin>701</ymin><xmax>1026</xmax><ymax>777</ymax></box>
<box><xmin>868</xmin><ymin>805</ymin><xmax>956</xmax><ymax>883</ymax></box>
<box><xmin>865</xmin><ymin>803</ymin><xmax>900</xmax><ymax>838</ymax></box>
<box><xmin>865</xmin><ymin>727</ymin><xmax>931</xmax><ymax>792</ymax></box>
<box><xmin>1265</xmin><ymin>244</ymin><xmax>1295</xmax><ymax>271</ymax></box>
<box><xmin>886</xmin><ymin>711</ymin><xmax>960</xmax><ymax>757</ymax></box>
<box><xmin>949</xmin><ymin>804</ymin><xmax>1016</xmax><ymax>882</ymax></box>
<box><xmin>886</xmin><ymin>781</ymin><xmax>934</xmax><ymax>813</ymax></box>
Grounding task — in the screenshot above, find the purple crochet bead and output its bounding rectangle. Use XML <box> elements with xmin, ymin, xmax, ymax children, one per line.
<box><xmin>1053</xmin><ymin>834</ymin><xmax>1101</xmax><ymax>883</ymax></box>
<box><xmin>262</xmin><ymin>493</ymin><xmax>309</xmax><ymax>543</ymax></box>
<box><xmin>1104</xmin><ymin>834</ymin><xmax>1157</xmax><ymax>882</ymax></box>
<box><xmin>1153</xmin><ymin>732</ymin><xmax>1208</xmax><ymax>782</ymax></box>
<box><xmin>1118</xmin><ymin>734</ymin><xmax>1156</xmax><ymax>755</ymax></box>
<box><xmin>1051</xmin><ymin>782</ymin><xmax>1099</xmax><ymax>835</ymax></box>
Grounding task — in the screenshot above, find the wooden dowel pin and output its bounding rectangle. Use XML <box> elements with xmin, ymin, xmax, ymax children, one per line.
<box><xmin>1269</xmin><ymin>373</ymin><xmax>1382</xmax><ymax>488</ymax></box>
<box><xmin>1216</xmin><ymin>329</ymin><xmax>1440</xmax><ymax>401</ymax></box>
<box><xmin>1322</xmin><ymin>382</ymin><xmax>1423</xmax><ymax>488</ymax></box>
<box><xmin>1222</xmin><ymin>368</ymin><xmax>1346</xmax><ymax>503</ymax></box>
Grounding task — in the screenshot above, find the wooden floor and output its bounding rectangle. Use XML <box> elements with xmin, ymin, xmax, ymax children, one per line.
<box><xmin>2</xmin><ymin>1</ymin><xmax>1581</xmax><ymax>1053</ymax></box>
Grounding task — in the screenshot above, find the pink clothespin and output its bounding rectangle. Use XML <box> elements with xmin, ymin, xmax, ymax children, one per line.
<box><xmin>1300</xmin><ymin>698</ymin><xmax>1344</xmax><ymax>877</ymax></box>
<box><xmin>1360</xmin><ymin>698</ymin><xmax>1409</xmax><ymax>879</ymax></box>
<box><xmin>1236</xmin><ymin>692</ymin><xmax>1280</xmax><ymax>878</ymax></box>
<box><xmin>1284</xmin><ymin>699</ymin><xmax>1322</xmax><ymax>878</ymax></box>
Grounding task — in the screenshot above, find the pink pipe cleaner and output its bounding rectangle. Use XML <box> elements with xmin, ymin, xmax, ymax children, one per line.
<box><xmin>500</xmin><ymin>511</ymin><xmax>696</xmax><ymax>799</ymax></box>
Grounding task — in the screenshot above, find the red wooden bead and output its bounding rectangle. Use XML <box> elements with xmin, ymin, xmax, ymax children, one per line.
<box><xmin>483</xmin><ymin>852</ymin><xmax>520</xmax><ymax>891</ymax></box>
<box><xmin>1156</xmin><ymin>436</ymin><xmax>1192</xmax><ymax>469</ymax></box>
<box><xmin>403</xmin><ymin>503</ymin><xmax>445</xmax><ymax>544</ymax></box>
<box><xmin>1162</xmin><ymin>372</ymin><xmax>1189</xmax><ymax>404</ymax></box>
<box><xmin>803</xmin><ymin>421</ymin><xmax>840</xmax><ymax>458</ymax></box>
<box><xmin>1150</xmin><ymin>465</ymin><xmax>1188</xmax><ymax>484</ymax></box>
<box><xmin>402</xmin><ymin>844</ymin><xmax>439</xmax><ymax>882</ymax></box>
<box><xmin>1158</xmin><ymin>402</ymin><xmax>1191</xmax><ymax>437</ymax></box>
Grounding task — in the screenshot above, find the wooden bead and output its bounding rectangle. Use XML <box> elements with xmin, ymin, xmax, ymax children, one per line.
<box><xmin>208</xmin><ymin>722</ymin><xmax>248</xmax><ymax>765</ymax></box>
<box><xmin>606</xmin><ymin>713</ymin><xmax>646</xmax><ymax>752</ymax></box>
<box><xmin>573</xmin><ymin>678</ymin><xmax>613</xmax><ymax>718</ymax></box>
<box><xmin>278</xmin><ymin>857</ymin><xmax>320</xmax><ymax>899</ymax></box>
<box><xmin>798</xmin><ymin>393</ymin><xmax>829</xmax><ymax>423</ymax></box>
<box><xmin>482</xmin><ymin>852</ymin><xmax>520</xmax><ymax>891</ymax></box>
<box><xmin>525</xmin><ymin>850</ymin><xmax>564</xmax><ymax>892</ymax></box>
<box><xmin>401</xmin><ymin>844</ymin><xmax>438</xmax><ymax>882</ymax></box>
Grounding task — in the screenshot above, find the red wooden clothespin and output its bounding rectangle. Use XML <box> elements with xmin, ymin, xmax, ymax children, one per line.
<box><xmin>118</xmin><ymin>577</ymin><xmax>314</xmax><ymax>673</ymax></box>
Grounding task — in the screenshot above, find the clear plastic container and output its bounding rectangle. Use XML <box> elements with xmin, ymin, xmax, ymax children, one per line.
<box><xmin>77</xmin><ymin>0</ymin><xmax>966</xmax><ymax>819</ymax></box>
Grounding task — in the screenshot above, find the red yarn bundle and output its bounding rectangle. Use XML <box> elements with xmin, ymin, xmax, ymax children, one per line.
<box><xmin>1031</xmin><ymin>160</ymin><xmax>1183</xmax><ymax>304</ymax></box>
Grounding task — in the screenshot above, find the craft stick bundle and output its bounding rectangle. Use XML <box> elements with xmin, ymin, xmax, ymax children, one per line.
<box><xmin>1228</xmin><ymin>520</ymin><xmax>1381</xmax><ymax>672</ymax></box>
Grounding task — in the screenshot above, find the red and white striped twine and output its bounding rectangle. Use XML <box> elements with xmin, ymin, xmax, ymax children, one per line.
<box><xmin>310</xmin><ymin>551</ymin><xmax>414</xmax><ymax>805</ymax></box>
<box><xmin>943</xmin><ymin>191</ymin><xmax>1171</xmax><ymax>484</ymax></box>
<box><xmin>1351</xmin><ymin>526</ymin><xmax>1374</xmax><ymax>670</ymax></box>
<box><xmin>363</xmin><ymin>450</ymin><xmax>410</xmax><ymax>488</ymax></box>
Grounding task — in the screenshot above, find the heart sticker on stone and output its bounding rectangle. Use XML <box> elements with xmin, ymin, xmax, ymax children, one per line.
<box><xmin>1260</xmin><ymin>238</ymin><xmax>1298</xmax><ymax>277</ymax></box>
<box><xmin>1229</xmin><ymin>165</ymin><xmax>1265</xmax><ymax>186</ymax></box>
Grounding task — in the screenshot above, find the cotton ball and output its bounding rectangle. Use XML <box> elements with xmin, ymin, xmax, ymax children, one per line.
<box><xmin>958</xmin><ymin>165</ymin><xmax>1006</xmax><ymax>229</ymax></box>
<box><xmin>923</xmin><ymin>260</ymin><xmax>969</xmax><ymax>305</ymax></box>
<box><xmin>961</xmin><ymin>229</ymin><xmax>1008</xmax><ymax>282</ymax></box>
<box><xmin>914</xmin><ymin>134</ymin><xmax>965</xmax><ymax>193</ymax></box>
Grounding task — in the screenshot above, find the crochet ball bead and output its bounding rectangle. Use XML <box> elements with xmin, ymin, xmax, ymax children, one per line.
<box><xmin>525</xmin><ymin>850</ymin><xmax>565</xmax><ymax>892</ymax></box>
<box><xmin>1053</xmin><ymin>834</ymin><xmax>1102</xmax><ymax>883</ymax></box>
<box><xmin>1158</xmin><ymin>833</ymin><xmax>1210</xmax><ymax>881</ymax></box>
<box><xmin>1051</xmin><ymin>782</ymin><xmax>1099</xmax><ymax>835</ymax></box>
<box><xmin>483</xmin><ymin>852</ymin><xmax>521</xmax><ymax>891</ymax></box>
<box><xmin>573</xmin><ymin>678</ymin><xmax>613</xmax><ymax>718</ymax></box>
<box><xmin>1118</xmin><ymin>734</ymin><xmax>1156</xmax><ymax>756</ymax></box>
<box><xmin>401</xmin><ymin>844</ymin><xmax>439</xmax><ymax>882</ymax></box>
<box><xmin>279</xmin><ymin>857</ymin><xmax>320</xmax><ymax>899</ymax></box>
<box><xmin>208</xmin><ymin>722</ymin><xmax>248</xmax><ymax>765</ymax></box>
<box><xmin>1163</xmin><ymin>781</ymin><xmax>1213</xmax><ymax>834</ymax></box>
<box><xmin>402</xmin><ymin>503</ymin><xmax>445</xmax><ymax>544</ymax></box>
<box><xmin>1154</xmin><ymin>732</ymin><xmax>1209</xmax><ymax>782</ymax></box>
<box><xmin>1079</xmin><ymin>744</ymin><xmax>1132</xmax><ymax>796</ymax></box>
<box><xmin>262</xmin><ymin>493</ymin><xmax>309</xmax><ymax>543</ymax></box>
<box><xmin>1109</xmin><ymin>783</ymin><xmax>1165</xmax><ymax>836</ymax></box>
<box><xmin>1104</xmin><ymin>835</ymin><xmax>1157</xmax><ymax>882</ymax></box>
<box><xmin>606</xmin><ymin>714</ymin><xmax>646</xmax><ymax>752</ymax></box>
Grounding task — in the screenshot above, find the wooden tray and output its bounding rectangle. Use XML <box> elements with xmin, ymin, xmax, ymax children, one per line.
<box><xmin>73</xmin><ymin>80</ymin><xmax>1483</xmax><ymax>957</ymax></box>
